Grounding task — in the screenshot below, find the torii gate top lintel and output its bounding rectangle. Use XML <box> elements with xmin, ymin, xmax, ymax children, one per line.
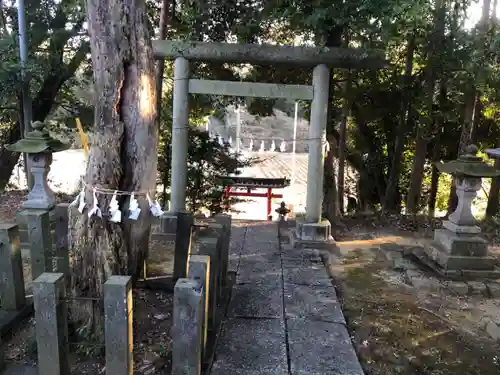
<box><xmin>152</xmin><ymin>40</ymin><xmax>386</xmax><ymax>69</ymax></box>
<box><xmin>166</xmin><ymin>38</ymin><xmax>383</xmax><ymax>226</ymax></box>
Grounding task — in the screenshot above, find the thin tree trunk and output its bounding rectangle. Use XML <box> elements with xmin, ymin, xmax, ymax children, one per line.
<box><xmin>383</xmin><ymin>31</ymin><xmax>416</xmax><ymax>212</ymax></box>
<box><xmin>323</xmin><ymin>134</ymin><xmax>340</xmax><ymax>222</ymax></box>
<box><xmin>321</xmin><ymin>26</ymin><xmax>343</xmax><ymax>222</ymax></box>
<box><xmin>406</xmin><ymin>131</ymin><xmax>428</xmax><ymax>213</ymax></box>
<box><xmin>428</xmin><ymin>82</ymin><xmax>447</xmax><ymax>216</ymax></box>
<box><xmin>69</xmin><ymin>0</ymin><xmax>157</xmax><ymax>328</ymax></box>
<box><xmin>155</xmin><ymin>0</ymin><xmax>173</xmax><ymax>114</ymax></box>
<box><xmin>449</xmin><ymin>0</ymin><xmax>490</xmax><ymax>214</ymax></box>
<box><xmin>337</xmin><ymin>74</ymin><xmax>351</xmax><ymax>214</ymax></box>
<box><xmin>406</xmin><ymin>0</ymin><xmax>445</xmax><ymax>214</ymax></box>
<box><xmin>486</xmin><ymin>136</ymin><xmax>500</xmax><ymax>217</ymax></box>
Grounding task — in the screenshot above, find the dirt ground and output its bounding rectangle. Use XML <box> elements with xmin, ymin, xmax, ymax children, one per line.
<box><xmin>326</xmin><ymin>215</ymin><xmax>500</xmax><ymax>375</ymax></box>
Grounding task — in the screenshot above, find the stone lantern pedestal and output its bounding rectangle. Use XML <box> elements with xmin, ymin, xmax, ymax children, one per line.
<box><xmin>415</xmin><ymin>145</ymin><xmax>500</xmax><ymax>280</ymax></box>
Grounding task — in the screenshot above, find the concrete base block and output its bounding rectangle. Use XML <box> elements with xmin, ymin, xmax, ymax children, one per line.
<box><xmin>442</xmin><ymin>220</ymin><xmax>481</xmax><ymax>234</ymax></box>
<box><xmin>412</xmin><ymin>247</ymin><xmax>500</xmax><ymax>281</ymax></box>
<box><xmin>296</xmin><ymin>218</ymin><xmax>333</xmax><ymax>241</ymax></box>
<box><xmin>434</xmin><ymin>228</ymin><xmax>488</xmax><ymax>257</ymax></box>
<box><xmin>423</xmin><ymin>245</ymin><xmax>497</xmax><ymax>270</ymax></box>
<box><xmin>159</xmin><ymin>213</ymin><xmax>178</xmax><ymax>234</ymax></box>
<box><xmin>292</xmin><ymin>218</ymin><xmax>335</xmax><ymax>249</ymax></box>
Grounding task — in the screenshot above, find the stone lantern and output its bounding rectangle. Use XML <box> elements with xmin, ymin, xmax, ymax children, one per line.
<box><xmin>6</xmin><ymin>121</ymin><xmax>70</xmax><ymax>210</ymax></box>
<box><xmin>416</xmin><ymin>144</ymin><xmax>500</xmax><ymax>279</ymax></box>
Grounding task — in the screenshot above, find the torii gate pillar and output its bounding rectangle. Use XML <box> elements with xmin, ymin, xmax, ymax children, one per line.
<box><xmin>170</xmin><ymin>57</ymin><xmax>190</xmax><ymax>213</ymax></box>
<box><xmin>295</xmin><ymin>64</ymin><xmax>335</xmax><ymax>246</ymax></box>
<box><xmin>306</xmin><ymin>64</ymin><xmax>329</xmax><ymax>223</ymax></box>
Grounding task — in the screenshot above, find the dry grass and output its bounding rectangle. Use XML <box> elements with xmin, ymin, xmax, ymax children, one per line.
<box><xmin>327</xmin><ymin>245</ymin><xmax>500</xmax><ymax>375</ymax></box>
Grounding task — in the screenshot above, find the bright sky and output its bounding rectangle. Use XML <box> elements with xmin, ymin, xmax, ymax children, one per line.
<box><xmin>465</xmin><ymin>0</ymin><xmax>499</xmax><ymax>29</ymax></box>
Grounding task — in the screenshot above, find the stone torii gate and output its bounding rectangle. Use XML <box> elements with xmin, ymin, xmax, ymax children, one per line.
<box><xmin>153</xmin><ymin>40</ymin><xmax>385</xmax><ymax>242</ymax></box>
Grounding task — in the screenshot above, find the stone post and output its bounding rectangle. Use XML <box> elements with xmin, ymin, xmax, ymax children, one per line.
<box><xmin>306</xmin><ymin>64</ymin><xmax>330</xmax><ymax>223</ymax></box>
<box><xmin>33</xmin><ymin>273</ymin><xmax>69</xmax><ymax>375</ymax></box>
<box><xmin>54</xmin><ymin>203</ymin><xmax>70</xmax><ymax>275</ymax></box>
<box><xmin>173</xmin><ymin>279</ymin><xmax>204</xmax><ymax>375</ymax></box>
<box><xmin>25</xmin><ymin>210</ymin><xmax>53</xmax><ymax>280</ymax></box>
<box><xmin>170</xmin><ymin>57</ymin><xmax>190</xmax><ymax>212</ymax></box>
<box><xmin>173</xmin><ymin>211</ymin><xmax>194</xmax><ymax>281</ymax></box>
<box><xmin>197</xmin><ymin>235</ymin><xmax>219</xmax><ymax>331</ymax></box>
<box><xmin>104</xmin><ymin>276</ymin><xmax>133</xmax><ymax>375</ymax></box>
<box><xmin>188</xmin><ymin>255</ymin><xmax>210</xmax><ymax>360</ymax></box>
<box><xmin>214</xmin><ymin>214</ymin><xmax>231</xmax><ymax>289</ymax></box>
<box><xmin>0</xmin><ymin>224</ymin><xmax>26</xmax><ymax>310</ymax></box>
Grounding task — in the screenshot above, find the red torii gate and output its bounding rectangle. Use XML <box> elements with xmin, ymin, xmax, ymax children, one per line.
<box><xmin>221</xmin><ymin>176</ymin><xmax>291</xmax><ymax>220</ymax></box>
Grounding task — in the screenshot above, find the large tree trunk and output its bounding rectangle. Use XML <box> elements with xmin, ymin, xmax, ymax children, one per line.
<box><xmin>383</xmin><ymin>31</ymin><xmax>416</xmax><ymax>212</ymax></box>
<box><xmin>69</xmin><ymin>0</ymin><xmax>157</xmax><ymax>327</ymax></box>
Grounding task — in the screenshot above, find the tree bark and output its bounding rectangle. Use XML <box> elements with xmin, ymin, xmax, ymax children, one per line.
<box><xmin>383</xmin><ymin>31</ymin><xmax>416</xmax><ymax>212</ymax></box>
<box><xmin>69</xmin><ymin>0</ymin><xmax>157</xmax><ymax>327</ymax></box>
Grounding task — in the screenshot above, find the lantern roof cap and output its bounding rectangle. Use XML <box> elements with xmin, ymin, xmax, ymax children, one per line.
<box><xmin>5</xmin><ymin>121</ymin><xmax>70</xmax><ymax>154</ymax></box>
<box><xmin>435</xmin><ymin>144</ymin><xmax>500</xmax><ymax>177</ymax></box>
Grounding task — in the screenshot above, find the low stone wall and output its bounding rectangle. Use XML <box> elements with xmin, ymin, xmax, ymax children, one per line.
<box><xmin>0</xmin><ymin>204</ymin><xmax>70</xmax><ymax>343</ymax></box>
<box><xmin>32</xmin><ymin>273</ymin><xmax>133</xmax><ymax>375</ymax></box>
<box><xmin>168</xmin><ymin>213</ymin><xmax>232</xmax><ymax>374</ymax></box>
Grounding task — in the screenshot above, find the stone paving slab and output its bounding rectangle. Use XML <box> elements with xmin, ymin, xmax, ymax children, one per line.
<box><xmin>284</xmin><ymin>283</ymin><xmax>345</xmax><ymax>324</ymax></box>
<box><xmin>237</xmin><ymin>252</ymin><xmax>282</xmax><ymax>284</ymax></box>
<box><xmin>237</xmin><ymin>263</ymin><xmax>282</xmax><ymax>284</ymax></box>
<box><xmin>239</xmin><ymin>252</ymin><xmax>282</xmax><ymax>264</ymax></box>
<box><xmin>228</xmin><ymin>277</ymin><xmax>283</xmax><ymax>318</ymax></box>
<box><xmin>283</xmin><ymin>265</ymin><xmax>332</xmax><ymax>287</ymax></box>
<box><xmin>282</xmin><ymin>248</ymin><xmax>323</xmax><ymax>264</ymax></box>
<box><xmin>287</xmin><ymin>319</ymin><xmax>364</xmax><ymax>375</ymax></box>
<box><xmin>240</xmin><ymin>240</ymin><xmax>279</xmax><ymax>255</ymax></box>
<box><xmin>211</xmin><ymin>221</ymin><xmax>364</xmax><ymax>375</ymax></box>
<box><xmin>210</xmin><ymin>318</ymin><xmax>288</xmax><ymax>375</ymax></box>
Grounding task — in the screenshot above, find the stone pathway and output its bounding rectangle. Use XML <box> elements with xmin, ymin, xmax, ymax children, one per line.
<box><xmin>211</xmin><ymin>221</ymin><xmax>364</xmax><ymax>375</ymax></box>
